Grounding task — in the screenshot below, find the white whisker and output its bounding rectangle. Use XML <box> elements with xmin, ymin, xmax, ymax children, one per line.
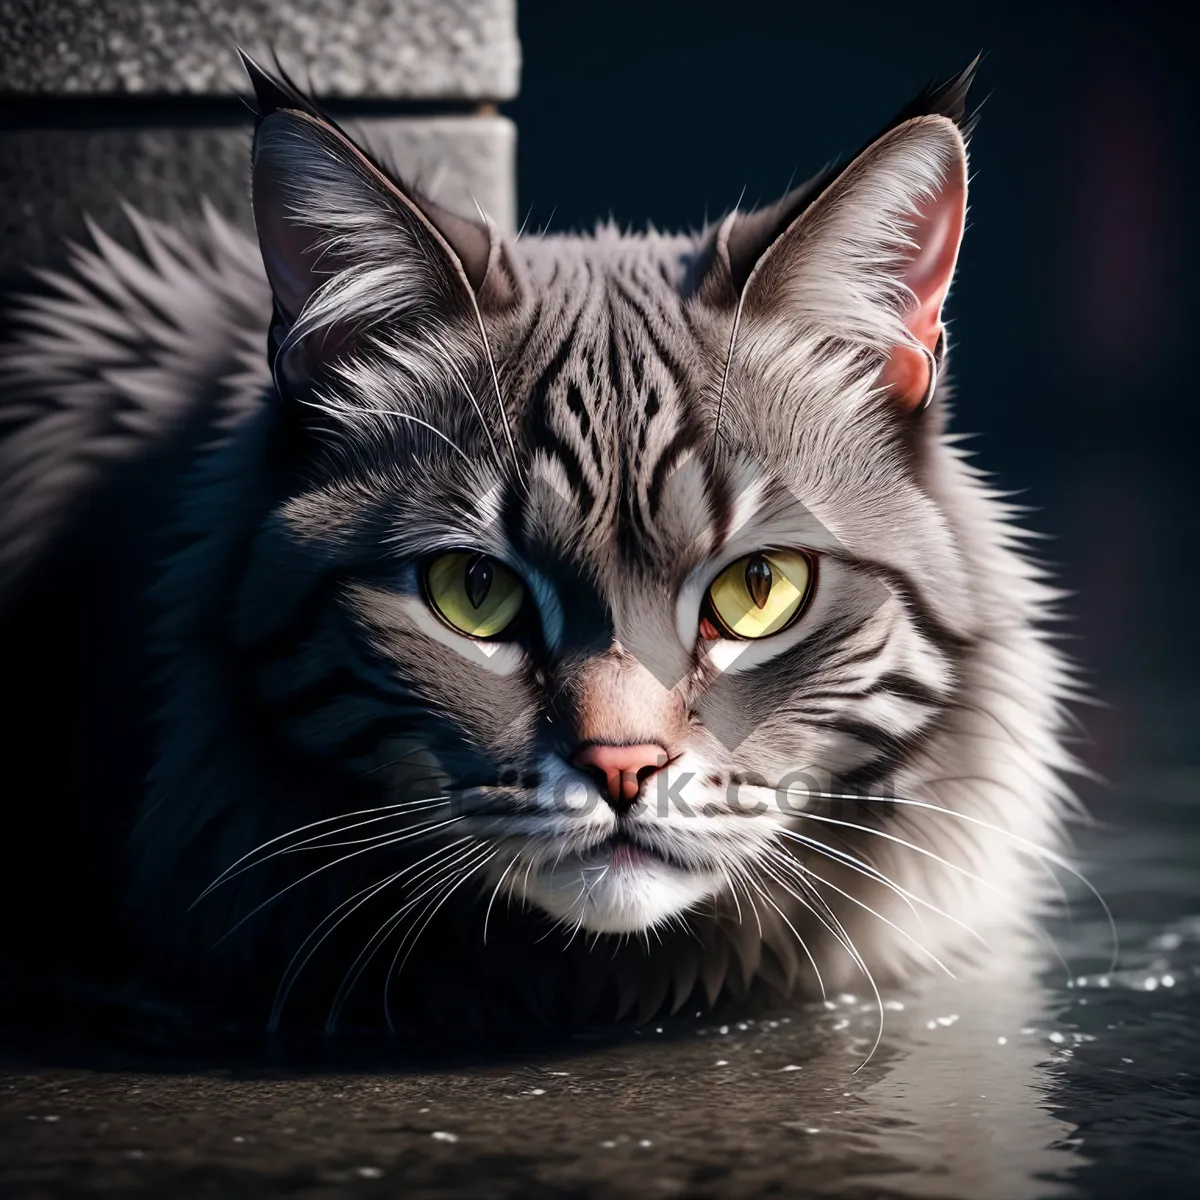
<box><xmin>483</xmin><ymin>852</ymin><xmax>519</xmax><ymax>946</ymax></box>
<box><xmin>779</xmin><ymin>853</ymin><xmax>957</xmax><ymax>978</ymax></box>
<box><xmin>269</xmin><ymin>835</ymin><xmax>473</xmax><ymax>1030</ymax></box>
<box><xmin>772</xmin><ymin>826</ymin><xmax>987</xmax><ymax>947</ymax></box>
<box><xmin>384</xmin><ymin>844</ymin><xmax>499</xmax><ymax>1031</ymax></box>
<box><xmin>325</xmin><ymin>838</ymin><xmax>487</xmax><ymax>1032</ymax></box>
<box><xmin>743</xmin><ymin>867</ymin><xmax>827</xmax><ymax>1001</ymax></box>
<box><xmin>212</xmin><ymin>814</ymin><xmax>464</xmax><ymax>946</ymax></box>
<box><xmin>821</xmin><ymin>790</ymin><xmax>1119</xmax><ymax>973</ymax></box>
<box><xmin>193</xmin><ymin>794</ymin><xmax>452</xmax><ymax>905</ymax></box>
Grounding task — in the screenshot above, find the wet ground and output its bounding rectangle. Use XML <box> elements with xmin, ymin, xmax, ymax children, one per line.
<box><xmin>0</xmin><ymin>771</ymin><xmax>1196</xmax><ymax>1199</ymax></box>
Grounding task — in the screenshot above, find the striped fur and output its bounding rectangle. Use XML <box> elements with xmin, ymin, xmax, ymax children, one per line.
<box><xmin>0</xmin><ymin>63</ymin><xmax>1082</xmax><ymax>1032</ymax></box>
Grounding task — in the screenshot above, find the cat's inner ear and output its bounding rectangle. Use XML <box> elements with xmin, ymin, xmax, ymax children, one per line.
<box><xmin>875</xmin><ymin>139</ymin><xmax>967</xmax><ymax>410</ymax></box>
<box><xmin>736</xmin><ymin>114</ymin><xmax>969</xmax><ymax>414</ymax></box>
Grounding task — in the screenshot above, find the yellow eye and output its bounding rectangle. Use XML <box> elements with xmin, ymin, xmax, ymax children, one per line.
<box><xmin>704</xmin><ymin>550</ymin><xmax>812</xmax><ymax>640</ymax></box>
<box><xmin>423</xmin><ymin>552</ymin><xmax>526</xmax><ymax>639</ymax></box>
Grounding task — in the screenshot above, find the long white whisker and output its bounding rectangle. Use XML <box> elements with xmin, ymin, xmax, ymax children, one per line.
<box><xmin>269</xmin><ymin>835</ymin><xmax>473</xmax><ymax>1031</ymax></box>
<box><xmin>797</xmin><ymin>875</ymin><xmax>887</xmax><ymax>1074</ymax></box>
<box><xmin>827</xmin><ymin>790</ymin><xmax>1119</xmax><ymax>973</ymax></box>
<box><xmin>519</xmin><ymin>855</ymin><xmax>536</xmax><ymax>908</ymax></box>
<box><xmin>772</xmin><ymin>827</ymin><xmax>988</xmax><ymax>947</ymax></box>
<box><xmin>726</xmin><ymin>860</ymin><xmax>763</xmax><ymax>938</ymax></box>
<box><xmin>212</xmin><ymin>814</ymin><xmax>464</xmax><ymax>945</ymax></box>
<box><xmin>193</xmin><ymin>794</ymin><xmax>452</xmax><ymax>905</ymax></box>
<box><xmin>384</xmin><ymin>845</ymin><xmax>499</xmax><ymax>1031</ymax></box>
<box><xmin>776</xmin><ymin>826</ymin><xmax>927</xmax><ymax>930</ymax></box>
<box><xmin>717</xmin><ymin>865</ymin><xmax>745</xmax><ymax>926</ymax></box>
<box><xmin>774</xmin><ymin>852</ymin><xmax>956</xmax><ymax>978</ymax></box>
<box><xmin>742</xmin><ymin>867</ymin><xmax>827</xmax><ymax>1001</ymax></box>
<box><xmin>746</xmin><ymin>789</ymin><xmax>1012</xmax><ymax>898</ymax></box>
<box><xmin>713</xmin><ymin>248</ymin><xmax>746</xmax><ymax>446</ymax></box>
<box><xmin>483</xmin><ymin>852</ymin><xmax>519</xmax><ymax>946</ymax></box>
<box><xmin>325</xmin><ymin>839</ymin><xmax>486</xmax><ymax>1033</ymax></box>
<box><xmin>753</xmin><ymin>856</ymin><xmax>886</xmax><ymax>1071</ymax></box>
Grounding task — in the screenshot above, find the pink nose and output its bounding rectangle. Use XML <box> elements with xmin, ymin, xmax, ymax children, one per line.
<box><xmin>571</xmin><ymin>742</ymin><xmax>669</xmax><ymax>813</ymax></box>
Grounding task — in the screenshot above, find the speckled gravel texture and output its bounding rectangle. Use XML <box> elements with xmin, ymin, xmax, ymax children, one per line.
<box><xmin>0</xmin><ymin>0</ymin><xmax>519</xmax><ymax>98</ymax></box>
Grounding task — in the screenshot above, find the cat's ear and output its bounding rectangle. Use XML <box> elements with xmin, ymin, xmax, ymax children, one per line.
<box><xmin>245</xmin><ymin>54</ymin><xmax>518</xmax><ymax>397</ymax></box>
<box><xmin>742</xmin><ymin>116</ymin><xmax>966</xmax><ymax>412</ymax></box>
<box><xmin>695</xmin><ymin>61</ymin><xmax>974</xmax><ymax>413</ymax></box>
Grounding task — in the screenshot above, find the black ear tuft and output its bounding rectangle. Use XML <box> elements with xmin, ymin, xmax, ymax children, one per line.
<box><xmin>237</xmin><ymin>48</ymin><xmax>337</xmax><ymax>129</ymax></box>
<box><xmin>876</xmin><ymin>54</ymin><xmax>982</xmax><ymax>141</ymax></box>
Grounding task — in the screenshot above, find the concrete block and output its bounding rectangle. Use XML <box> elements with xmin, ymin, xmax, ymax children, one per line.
<box><xmin>0</xmin><ymin>0</ymin><xmax>519</xmax><ymax>99</ymax></box>
<box><xmin>0</xmin><ymin>115</ymin><xmax>516</xmax><ymax>287</ymax></box>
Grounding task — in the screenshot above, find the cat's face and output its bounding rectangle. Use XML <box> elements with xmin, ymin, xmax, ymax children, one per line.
<box><xmin>240</xmin><ymin>94</ymin><xmax>972</xmax><ymax>938</ymax></box>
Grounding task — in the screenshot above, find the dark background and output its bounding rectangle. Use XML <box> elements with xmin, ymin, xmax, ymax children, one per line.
<box><xmin>510</xmin><ymin>0</ymin><xmax>1198</xmax><ymax>788</ymax></box>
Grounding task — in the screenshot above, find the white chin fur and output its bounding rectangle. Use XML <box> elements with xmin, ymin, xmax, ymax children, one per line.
<box><xmin>519</xmin><ymin>857</ymin><xmax>722</xmax><ymax>934</ymax></box>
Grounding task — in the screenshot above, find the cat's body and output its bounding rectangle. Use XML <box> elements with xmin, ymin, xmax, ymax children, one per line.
<box><xmin>0</xmin><ymin>60</ymin><xmax>1078</xmax><ymax>1034</ymax></box>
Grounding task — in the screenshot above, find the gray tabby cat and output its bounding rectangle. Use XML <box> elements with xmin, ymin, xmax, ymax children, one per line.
<box><xmin>0</xmin><ymin>56</ymin><xmax>1081</xmax><ymax>1034</ymax></box>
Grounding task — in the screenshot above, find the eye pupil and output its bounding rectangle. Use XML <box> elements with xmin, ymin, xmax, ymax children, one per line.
<box><xmin>744</xmin><ymin>555</ymin><xmax>773</xmax><ymax>609</ymax></box>
<box><xmin>464</xmin><ymin>554</ymin><xmax>494</xmax><ymax>609</ymax></box>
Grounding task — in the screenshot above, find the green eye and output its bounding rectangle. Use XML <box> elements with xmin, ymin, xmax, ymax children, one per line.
<box><xmin>704</xmin><ymin>550</ymin><xmax>813</xmax><ymax>640</ymax></box>
<box><xmin>423</xmin><ymin>552</ymin><xmax>525</xmax><ymax>639</ymax></box>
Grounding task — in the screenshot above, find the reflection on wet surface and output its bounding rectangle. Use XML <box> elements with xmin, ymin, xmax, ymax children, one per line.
<box><xmin>1</xmin><ymin>773</ymin><xmax>1196</xmax><ymax>1197</ymax></box>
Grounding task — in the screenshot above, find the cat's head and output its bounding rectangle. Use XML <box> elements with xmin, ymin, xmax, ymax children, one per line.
<box><xmin>234</xmin><ymin>58</ymin><xmax>977</xmax><ymax>938</ymax></box>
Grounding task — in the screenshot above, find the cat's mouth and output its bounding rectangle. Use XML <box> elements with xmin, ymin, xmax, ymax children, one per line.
<box><xmin>570</xmin><ymin>827</ymin><xmax>691</xmax><ymax>873</ymax></box>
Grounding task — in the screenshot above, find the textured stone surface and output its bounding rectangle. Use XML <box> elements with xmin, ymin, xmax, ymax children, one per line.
<box><xmin>0</xmin><ymin>0</ymin><xmax>519</xmax><ymax>98</ymax></box>
<box><xmin>0</xmin><ymin>115</ymin><xmax>516</xmax><ymax>285</ymax></box>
